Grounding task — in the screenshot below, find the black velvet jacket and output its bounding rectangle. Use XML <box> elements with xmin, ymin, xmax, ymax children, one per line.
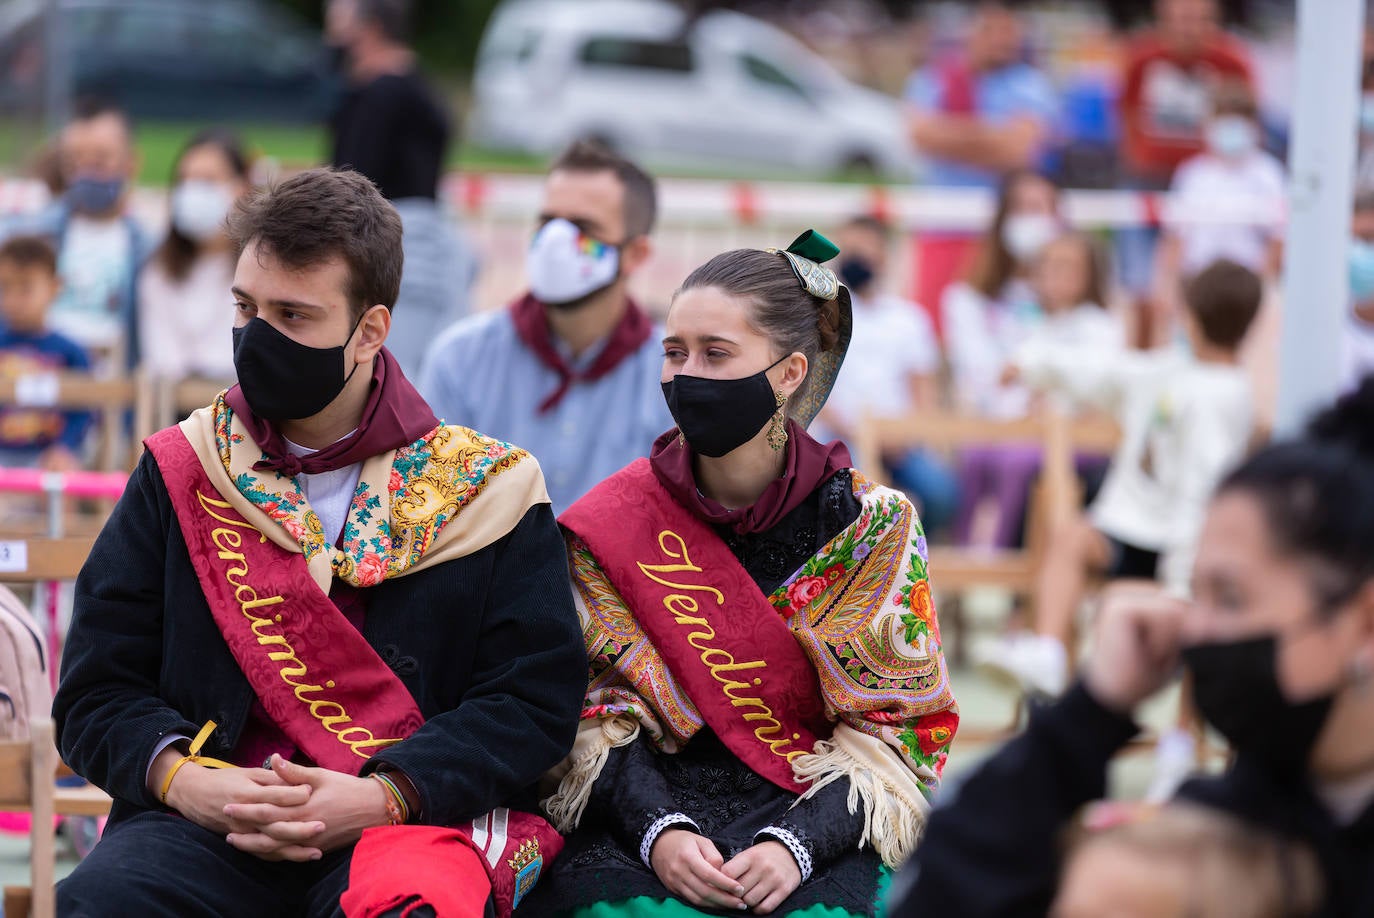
<box><xmin>53</xmin><ymin>451</ymin><xmax>588</xmax><ymax>828</ymax></box>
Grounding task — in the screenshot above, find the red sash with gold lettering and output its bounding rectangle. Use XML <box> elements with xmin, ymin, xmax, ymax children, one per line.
<box><xmin>560</xmin><ymin>459</ymin><xmax>831</xmax><ymax>794</ymax></box>
<box><xmin>146</xmin><ymin>427</ymin><xmax>425</xmax><ymax>775</ymax></box>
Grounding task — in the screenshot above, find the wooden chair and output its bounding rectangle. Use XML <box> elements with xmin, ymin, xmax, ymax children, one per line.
<box><xmin>151</xmin><ymin>377</ymin><xmax>231</xmax><ymax>431</ymax></box>
<box><xmin>852</xmin><ymin>409</ymin><xmax>1119</xmax><ymax>743</ymax></box>
<box><xmin>851</xmin><ymin>408</ymin><xmax>1119</xmax><ymax>630</ymax></box>
<box><xmin>0</xmin><ymin>718</ymin><xmax>58</xmax><ymax>918</ymax></box>
<box><xmin>0</xmin><ymin>536</ymin><xmax>111</xmax><ymax>918</ymax></box>
<box><xmin>0</xmin><ymin>371</ymin><xmax>153</xmax><ymax>471</ymax></box>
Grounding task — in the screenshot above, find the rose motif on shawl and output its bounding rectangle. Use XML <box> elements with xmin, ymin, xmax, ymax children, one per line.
<box><xmin>907</xmin><ymin>709</ymin><xmax>959</xmax><ymax>757</ymax></box>
<box><xmin>785</xmin><ymin>575</ymin><xmax>828</xmax><ymax>616</ymax></box>
<box><xmin>355</xmin><ymin>552</ymin><xmax>389</xmax><ymax>587</ymax></box>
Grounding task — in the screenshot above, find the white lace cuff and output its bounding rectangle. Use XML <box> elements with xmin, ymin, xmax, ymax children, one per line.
<box><xmin>756</xmin><ymin>825</ymin><xmax>813</xmax><ymax>883</ymax></box>
<box><xmin>641</xmin><ymin>813</ymin><xmax>700</xmax><ymax>867</ymax></box>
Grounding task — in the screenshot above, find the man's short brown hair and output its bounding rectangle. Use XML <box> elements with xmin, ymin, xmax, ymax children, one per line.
<box><xmin>1184</xmin><ymin>258</ymin><xmax>1262</xmax><ymax>349</ymax></box>
<box><xmin>0</xmin><ymin>235</ymin><xmax>58</xmax><ymax>276</ymax></box>
<box><xmin>227</xmin><ymin>167</ymin><xmax>402</xmax><ymax>320</ymax></box>
<box><xmin>550</xmin><ymin>141</ymin><xmax>658</xmax><ymax>239</ymax></box>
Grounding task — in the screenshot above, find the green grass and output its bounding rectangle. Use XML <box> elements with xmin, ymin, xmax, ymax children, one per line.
<box><xmin>1</xmin><ymin>116</ymin><xmax>903</xmax><ymax>186</ymax></box>
<box><xmin>132</xmin><ymin>122</ymin><xmax>330</xmax><ymax>184</ymax></box>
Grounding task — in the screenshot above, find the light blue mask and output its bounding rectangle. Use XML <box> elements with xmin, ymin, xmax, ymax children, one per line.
<box><xmin>1205</xmin><ymin>116</ymin><xmax>1258</xmax><ymax>159</ymax></box>
<box><xmin>1351</xmin><ymin>238</ymin><xmax>1374</xmax><ymax>304</ymax></box>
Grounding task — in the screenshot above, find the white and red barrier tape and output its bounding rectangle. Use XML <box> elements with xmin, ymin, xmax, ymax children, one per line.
<box><xmin>0</xmin><ymin>174</ymin><xmax>1287</xmax><ymax>233</ymax></box>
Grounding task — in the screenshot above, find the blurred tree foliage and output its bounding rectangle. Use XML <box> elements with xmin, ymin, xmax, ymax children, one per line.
<box><xmin>273</xmin><ymin>0</ymin><xmax>504</xmax><ymax>78</ymax></box>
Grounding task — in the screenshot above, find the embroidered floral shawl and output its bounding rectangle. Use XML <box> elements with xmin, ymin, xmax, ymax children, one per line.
<box><xmin>176</xmin><ymin>391</ymin><xmax>550</xmax><ymax>593</ymax></box>
<box><xmin>546</xmin><ymin>471</ymin><xmax>959</xmax><ymax>867</ymax></box>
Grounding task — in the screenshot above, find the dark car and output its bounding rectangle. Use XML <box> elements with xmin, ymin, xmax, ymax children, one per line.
<box><xmin>0</xmin><ymin>0</ymin><xmax>339</xmax><ymax>122</ymax></box>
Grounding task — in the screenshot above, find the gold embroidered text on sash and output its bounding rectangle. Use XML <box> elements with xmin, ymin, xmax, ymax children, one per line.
<box><xmin>637</xmin><ymin>529</ymin><xmax>806</xmax><ymax>762</ymax></box>
<box><xmin>197</xmin><ymin>490</ymin><xmax>403</xmax><ymax>759</ymax></box>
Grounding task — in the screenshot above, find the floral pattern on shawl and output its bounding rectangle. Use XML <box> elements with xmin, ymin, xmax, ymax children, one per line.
<box><xmin>570</xmin><ymin>471</ymin><xmax>958</xmax><ymax>797</ymax></box>
<box><xmin>211</xmin><ymin>391</ymin><xmax>530</xmax><ymax>587</ymax></box>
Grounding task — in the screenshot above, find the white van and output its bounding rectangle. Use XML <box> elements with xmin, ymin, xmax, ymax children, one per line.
<box><xmin>469</xmin><ymin>0</ymin><xmax>915</xmax><ymax>179</ymax></box>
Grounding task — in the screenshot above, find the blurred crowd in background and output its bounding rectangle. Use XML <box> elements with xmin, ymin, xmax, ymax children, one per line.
<box><xmin>0</xmin><ymin>0</ymin><xmax>1341</xmax><ymax>530</ymax></box>
<box><xmin>5</xmin><ymin>0</ymin><xmax>1374</xmax><ymax>914</ymax></box>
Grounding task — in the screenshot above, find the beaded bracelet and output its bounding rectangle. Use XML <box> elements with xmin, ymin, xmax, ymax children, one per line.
<box><xmin>371</xmin><ymin>772</ymin><xmax>409</xmax><ymax>825</ymax></box>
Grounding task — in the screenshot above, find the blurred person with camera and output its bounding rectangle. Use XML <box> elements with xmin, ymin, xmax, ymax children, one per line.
<box><xmin>891</xmin><ymin>377</ymin><xmax>1374</xmax><ymax>917</ymax></box>
<box><xmin>418</xmin><ymin>141</ymin><xmax>671</xmax><ymax>514</ymax></box>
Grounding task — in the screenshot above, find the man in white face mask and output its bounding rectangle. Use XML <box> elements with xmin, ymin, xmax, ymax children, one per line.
<box><xmin>418</xmin><ymin>141</ymin><xmax>672</xmax><ymax>512</ymax></box>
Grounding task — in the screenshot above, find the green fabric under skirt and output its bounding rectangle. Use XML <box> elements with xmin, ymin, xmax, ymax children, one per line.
<box><xmin>562</xmin><ymin>867</ymin><xmax>891</xmax><ymax>918</ymax></box>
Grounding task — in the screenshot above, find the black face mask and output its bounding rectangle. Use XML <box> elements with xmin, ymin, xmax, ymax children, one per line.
<box><xmin>231</xmin><ymin>316</ymin><xmax>363</xmax><ymax>422</ymax></box>
<box><xmin>661</xmin><ymin>356</ymin><xmax>787</xmax><ymax>458</ymax></box>
<box><xmin>838</xmin><ymin>257</ymin><xmax>875</xmax><ymax>295</ymax></box>
<box><xmin>1182</xmin><ymin>633</ymin><xmax>1336</xmax><ymax>776</ymax></box>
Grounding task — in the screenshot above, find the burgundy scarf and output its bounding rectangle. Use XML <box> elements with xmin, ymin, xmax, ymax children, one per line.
<box><xmin>225</xmin><ymin>347</ymin><xmax>439</xmax><ymax>477</ymax></box>
<box><xmin>649</xmin><ymin>419</ymin><xmax>852</xmax><ymax>536</ymax></box>
<box><xmin>509</xmin><ymin>293</ymin><xmax>655</xmax><ymax>413</ymax></box>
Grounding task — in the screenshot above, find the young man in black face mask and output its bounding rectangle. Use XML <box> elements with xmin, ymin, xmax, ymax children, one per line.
<box><xmin>417</xmin><ymin>141</ymin><xmax>673</xmax><ymax>514</ymax></box>
<box><xmin>53</xmin><ymin>168</ymin><xmax>586</xmax><ymax>917</ymax></box>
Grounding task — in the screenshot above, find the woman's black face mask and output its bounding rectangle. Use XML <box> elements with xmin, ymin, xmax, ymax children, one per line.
<box><xmin>1182</xmin><ymin>620</ymin><xmax>1343</xmax><ymax>776</ymax></box>
<box><xmin>231</xmin><ymin>315</ymin><xmax>363</xmax><ymax>421</ymax></box>
<box><xmin>661</xmin><ymin>355</ymin><xmax>787</xmax><ymax>458</ymax></box>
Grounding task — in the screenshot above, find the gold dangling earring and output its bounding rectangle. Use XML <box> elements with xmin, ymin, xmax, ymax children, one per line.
<box><xmin>768</xmin><ymin>390</ymin><xmax>789</xmax><ymax>451</ymax></box>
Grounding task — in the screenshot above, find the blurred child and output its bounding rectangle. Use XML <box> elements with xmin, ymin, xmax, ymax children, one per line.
<box><xmin>943</xmin><ymin>170</ymin><xmax>1064</xmax><ymax>422</ymax></box>
<box><xmin>1022</xmin><ymin>232</ymin><xmax>1122</xmax><ymax>357</ymax></box>
<box><xmin>0</xmin><ymin>99</ymin><xmax>149</xmax><ymax>366</ymax></box>
<box><xmin>1154</xmin><ymin>82</ymin><xmax>1284</xmax><ymax>345</ymax></box>
<box><xmin>821</xmin><ymin>215</ymin><xmax>959</xmax><ymax>533</ymax></box>
<box><xmin>0</xmin><ymin>236</ymin><xmax>93</xmax><ymax>470</ymax></box>
<box><xmin>952</xmin><ymin>229</ymin><xmax>1123</xmax><ymax>549</ymax></box>
<box><xmin>1053</xmin><ymin>803</ymin><xmax>1323</xmax><ymax>918</ymax></box>
<box><xmin>981</xmin><ymin>259</ymin><xmax>1261</xmax><ymax>698</ymax></box>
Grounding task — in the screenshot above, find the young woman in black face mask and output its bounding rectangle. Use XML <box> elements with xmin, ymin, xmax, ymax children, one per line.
<box><xmin>528</xmin><ymin>233</ymin><xmax>959</xmax><ymax>918</ymax></box>
<box><xmin>892</xmin><ymin>376</ymin><xmax>1374</xmax><ymax>918</ymax></box>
